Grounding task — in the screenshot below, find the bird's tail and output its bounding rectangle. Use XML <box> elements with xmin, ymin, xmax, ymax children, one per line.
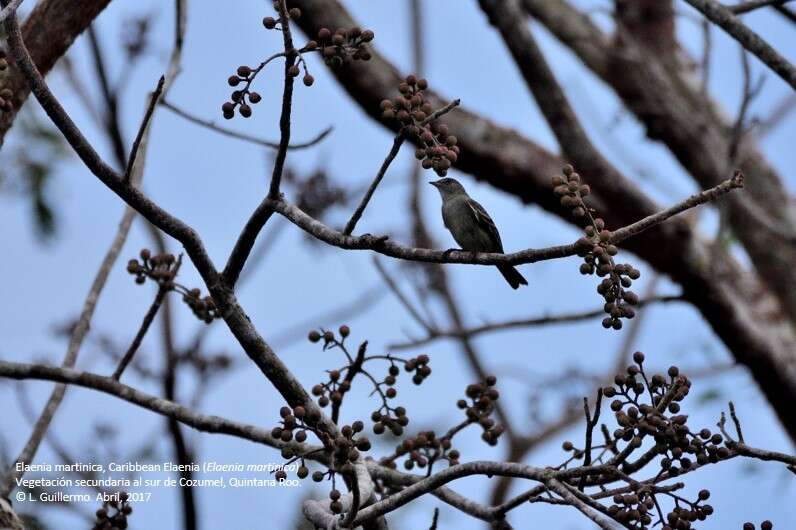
<box><xmin>496</xmin><ymin>265</ymin><xmax>528</xmax><ymax>289</ymax></box>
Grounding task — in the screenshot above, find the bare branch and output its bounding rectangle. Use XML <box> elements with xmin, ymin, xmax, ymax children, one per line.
<box><xmin>161</xmin><ymin>99</ymin><xmax>332</xmax><ymax>149</ymax></box>
<box><xmin>545</xmin><ymin>479</ymin><xmax>622</xmax><ymax>530</ymax></box>
<box><xmin>2</xmin><ymin>6</ymin><xmax>219</xmax><ymax>282</ymax></box>
<box><xmin>0</xmin><ymin>360</ymin><xmax>321</xmax><ymax>455</ymax></box>
<box><xmin>111</xmin><ymin>285</ymin><xmax>169</xmax><ymax>381</ymax></box>
<box><xmin>0</xmin><ymin>3</ymin><xmax>170</xmax><ymax>495</ymax></box>
<box><xmin>390</xmin><ymin>295</ymin><xmax>683</xmax><ymax>350</ymax></box>
<box><xmin>267</xmin><ymin>0</ymin><xmax>298</xmax><ymax>200</ymax></box>
<box><xmin>610</xmin><ymin>171</ymin><xmax>744</xmax><ymax>243</ymax></box>
<box><xmin>266</xmin><ymin>173</ymin><xmax>743</xmax><ymax>266</ymax></box>
<box><xmin>372</xmin><ymin>258</ymin><xmax>437</xmax><ymax>334</ymax></box>
<box><xmin>0</xmin><ymin>204</ymin><xmax>138</xmax><ymax>499</ymax></box>
<box><xmin>124</xmin><ymin>75</ymin><xmax>165</xmax><ymax>181</ymax></box>
<box><xmin>343</xmin><ymin>134</ymin><xmax>405</xmax><ymax>236</ymax></box>
<box><xmin>683</xmin><ymin>0</ymin><xmax>796</xmax><ymax>91</ymax></box>
<box><xmin>350</xmin><ymin>461</ymin><xmax>548</xmax><ymax>526</ymax></box>
<box><xmin>728</xmin><ymin>0</ymin><xmax>793</xmax><ymax>14</ymax></box>
<box><xmin>2</xmin><ymin>0</ymin><xmax>339</xmax><ymax>437</ymax></box>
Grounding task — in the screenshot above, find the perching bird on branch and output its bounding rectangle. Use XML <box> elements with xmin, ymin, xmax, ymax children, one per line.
<box><xmin>430</xmin><ymin>178</ymin><xmax>528</xmax><ymax>289</ymax></box>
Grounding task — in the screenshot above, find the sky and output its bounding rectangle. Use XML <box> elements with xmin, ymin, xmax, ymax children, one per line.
<box><xmin>1</xmin><ymin>1</ymin><xmax>795</xmax><ymax>529</ymax></box>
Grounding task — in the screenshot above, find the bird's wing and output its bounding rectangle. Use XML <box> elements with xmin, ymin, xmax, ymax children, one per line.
<box><xmin>466</xmin><ymin>198</ymin><xmax>504</xmax><ymax>252</ymax></box>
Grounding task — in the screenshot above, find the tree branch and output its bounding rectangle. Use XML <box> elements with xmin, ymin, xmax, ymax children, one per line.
<box><xmin>265</xmin><ymin>173</ymin><xmax>742</xmax><ymax>266</ymax></box>
<box><xmin>2</xmin><ymin>0</ymin><xmax>339</xmax><ymax>439</ymax></box>
<box><xmin>0</xmin><ymin>360</ymin><xmax>321</xmax><ymax>454</ymax></box>
<box><xmin>728</xmin><ymin>0</ymin><xmax>793</xmax><ymax>15</ymax></box>
<box><xmin>683</xmin><ymin>0</ymin><xmax>796</xmax><ymax>91</ymax></box>
<box><xmin>389</xmin><ymin>294</ymin><xmax>684</xmax><ymax>350</ymax></box>
<box><xmin>111</xmin><ymin>285</ymin><xmax>169</xmax><ymax>381</ymax></box>
<box><xmin>0</xmin><ymin>0</ymin><xmax>112</xmax><ymax>146</ymax></box>
<box><xmin>160</xmin><ymin>99</ymin><xmax>332</xmax><ymax>149</ymax></box>
<box><xmin>268</xmin><ymin>0</ymin><xmax>297</xmax><ymax>200</ymax></box>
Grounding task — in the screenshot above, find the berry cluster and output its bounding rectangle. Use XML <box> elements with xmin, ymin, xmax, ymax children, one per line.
<box><xmin>315</xmin><ymin>26</ymin><xmax>374</xmax><ymax>68</ymax></box>
<box><xmin>588</xmin><ymin>353</ymin><xmax>756</xmax><ymax>528</ymax></box>
<box><xmin>272</xmin><ymin>404</ymin><xmax>322</xmax><ymax>447</ymax></box>
<box><xmin>604</xmin><ymin>358</ymin><xmax>736</xmax><ymax>479</ymax></box>
<box><xmin>271</xmin><ymin>402</ymin><xmax>372</xmax><ymax>492</ymax></box>
<box><xmin>182</xmin><ymin>288</ymin><xmax>219</xmax><ymax>324</ymax></box>
<box><xmin>92</xmin><ymin>492</ymin><xmax>132</xmax><ymax>530</ymax></box>
<box><xmin>743</xmin><ymin>522</ymin><xmax>774</xmax><ymax>530</ymax></box>
<box><xmin>223</xmin><ymin>65</ymin><xmax>264</xmax><ymax>119</ymax></box>
<box><xmin>386</xmin><ymin>430</ymin><xmax>461</xmax><ymax>472</ymax></box>
<box><xmin>554</xmin><ymin>165</ymin><xmax>640</xmax><ymax>330</ymax></box>
<box><xmin>380</xmin><ymin>76</ymin><xmax>459</xmax><ymax>177</ymax></box>
<box><xmin>607</xmin><ymin>489</ymin><xmax>661</xmax><ymax>528</ymax></box>
<box><xmin>307</xmin><ymin>326</ymin><xmax>430</xmax><ymax>436</ymax></box>
<box><xmin>404</xmin><ymin>353</ymin><xmax>432</xmax><ymax>385</ymax></box>
<box><xmin>223</xmin><ymin>0</ymin><xmax>374</xmax><ymax>120</ymax></box>
<box><xmin>0</xmin><ymin>50</ymin><xmax>12</xmax><ymax>113</ymax></box>
<box><xmin>126</xmin><ymin>249</ymin><xmax>219</xmax><ymax>324</ymax></box>
<box><xmin>126</xmin><ymin>249</ymin><xmax>180</xmax><ymax>285</ymax></box>
<box><xmin>262</xmin><ymin>5</ymin><xmax>302</xmax><ymax>31</ymax></box>
<box><xmin>458</xmin><ymin>376</ymin><xmax>504</xmax><ymax>446</ymax></box>
<box><xmin>270</xmin><ymin>403</ymin><xmax>371</xmax><ymax>515</ymax></box>
<box><xmin>370</xmin><ymin>406</ymin><xmax>408</xmax><ymax>437</ymax></box>
<box><xmin>660</xmin><ymin>501</ymin><xmax>714</xmax><ymax>530</ymax></box>
<box><xmin>607</xmin><ymin>487</ymin><xmax>713</xmax><ymax>530</ymax></box>
<box><xmin>551</xmin><ymin>353</ymin><xmax>770</xmax><ymax>529</ymax></box>
<box><xmin>368</xmin><ymin>354</ymin><xmax>431</xmax><ymax>436</ymax></box>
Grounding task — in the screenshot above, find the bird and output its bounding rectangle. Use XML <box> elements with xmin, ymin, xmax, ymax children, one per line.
<box><xmin>430</xmin><ymin>178</ymin><xmax>528</xmax><ymax>289</ymax></box>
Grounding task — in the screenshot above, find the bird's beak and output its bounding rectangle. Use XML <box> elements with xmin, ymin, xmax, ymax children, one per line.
<box><xmin>429</xmin><ymin>181</ymin><xmax>439</xmax><ymax>187</ymax></box>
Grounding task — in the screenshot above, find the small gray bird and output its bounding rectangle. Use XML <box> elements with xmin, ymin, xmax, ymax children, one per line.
<box><xmin>430</xmin><ymin>178</ymin><xmax>528</xmax><ymax>289</ymax></box>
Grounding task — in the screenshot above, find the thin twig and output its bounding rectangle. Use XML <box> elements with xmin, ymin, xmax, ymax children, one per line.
<box><xmin>372</xmin><ymin>257</ymin><xmax>437</xmax><ymax>333</ymax></box>
<box><xmin>343</xmin><ymin>99</ymin><xmax>461</xmax><ymax>236</ymax></box>
<box><xmin>428</xmin><ymin>507</ymin><xmax>440</xmax><ymax>530</ymax></box>
<box><xmin>683</xmin><ymin>0</ymin><xmax>796</xmax><ymax>91</ymax></box>
<box><xmin>0</xmin><ymin>360</ymin><xmax>320</xmax><ymax>454</ymax></box>
<box><xmin>609</xmin><ymin>172</ymin><xmax>744</xmax><ymax>244</ymax></box>
<box><xmin>728</xmin><ymin>401</ymin><xmax>745</xmax><ymax>442</ymax></box>
<box><xmin>111</xmin><ymin>285</ymin><xmax>169</xmax><ymax>380</ymax></box>
<box><xmin>161</xmin><ymin>100</ymin><xmax>332</xmax><ymax>149</ymax></box>
<box><xmin>774</xmin><ymin>4</ymin><xmax>796</xmax><ymax>22</ymax></box>
<box><xmin>700</xmin><ymin>19</ymin><xmax>713</xmax><ymax>96</ymax></box>
<box><xmin>219</xmin><ymin>0</ymin><xmax>302</xmax><ymax>288</ymax></box>
<box><xmin>0</xmin><ymin>9</ymin><xmax>157</xmax><ymax>497</ymax></box>
<box><xmin>389</xmin><ymin>295</ymin><xmax>683</xmax><ymax>349</ymax></box>
<box><xmin>341</xmin><ymin>466</ymin><xmax>361</xmax><ymax>528</ymax></box>
<box><xmin>578</xmin><ymin>389</ymin><xmax>603</xmax><ymax>491</ymax></box>
<box><xmin>754</xmin><ymin>92</ymin><xmax>796</xmax><ymax>138</ymax></box>
<box><xmin>267</xmin><ymin>0</ymin><xmax>297</xmax><ymax>200</ymax></box>
<box><xmin>124</xmin><ymin>76</ymin><xmax>165</xmax><ymax>181</ymax></box>
<box><xmin>727</xmin><ymin>0</ymin><xmax>792</xmax><ymax>14</ymax></box>
<box><xmin>544</xmin><ymin>479</ymin><xmax>621</xmax><ymax>530</ymax></box>
<box><xmin>343</xmin><ymin>134</ymin><xmax>406</xmax><ymax>235</ymax></box>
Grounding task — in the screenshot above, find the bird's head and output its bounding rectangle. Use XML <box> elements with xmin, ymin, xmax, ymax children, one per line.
<box><xmin>429</xmin><ymin>177</ymin><xmax>466</xmax><ymax>199</ymax></box>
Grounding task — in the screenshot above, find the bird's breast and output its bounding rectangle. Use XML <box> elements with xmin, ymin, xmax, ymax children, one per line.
<box><xmin>442</xmin><ymin>199</ymin><xmax>494</xmax><ymax>252</ymax></box>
